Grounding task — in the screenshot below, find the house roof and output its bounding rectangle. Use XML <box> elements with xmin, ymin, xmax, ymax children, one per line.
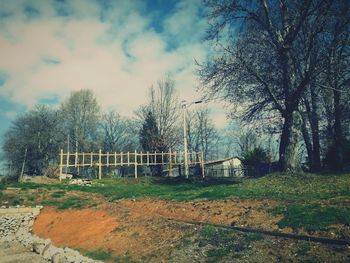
<box><xmin>205</xmin><ymin>156</ymin><xmax>241</xmax><ymax>166</ymax></box>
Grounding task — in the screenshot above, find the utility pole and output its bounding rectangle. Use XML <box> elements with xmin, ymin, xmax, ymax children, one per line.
<box><xmin>182</xmin><ymin>102</ymin><xmax>189</xmax><ymax>179</ymax></box>
<box><xmin>20</xmin><ymin>147</ymin><xmax>27</xmax><ymax>182</ymax></box>
<box><xmin>182</xmin><ymin>100</ymin><xmax>202</xmax><ymax>179</ymax></box>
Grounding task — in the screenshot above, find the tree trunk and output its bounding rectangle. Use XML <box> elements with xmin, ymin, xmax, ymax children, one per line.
<box><xmin>310</xmin><ymin>86</ymin><xmax>321</xmax><ymax>171</ymax></box>
<box><xmin>333</xmin><ymin>88</ymin><xmax>343</xmax><ymax>169</ymax></box>
<box><xmin>279</xmin><ymin>111</ymin><xmax>303</xmax><ymax>171</ymax></box>
<box><xmin>300</xmin><ymin>112</ymin><xmax>313</xmax><ymax>170</ymax></box>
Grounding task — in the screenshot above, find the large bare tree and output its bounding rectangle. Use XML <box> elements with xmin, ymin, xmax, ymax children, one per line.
<box><xmin>199</xmin><ymin>0</ymin><xmax>336</xmax><ymax>171</ymax></box>
<box><xmin>137</xmin><ymin>76</ymin><xmax>181</xmax><ymax>151</ymax></box>
<box><xmin>60</xmin><ymin>89</ymin><xmax>101</xmax><ymax>153</ymax></box>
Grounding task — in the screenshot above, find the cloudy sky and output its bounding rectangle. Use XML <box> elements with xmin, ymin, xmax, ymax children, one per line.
<box><xmin>0</xmin><ymin>0</ymin><xmax>229</xmax><ymax>141</ymax></box>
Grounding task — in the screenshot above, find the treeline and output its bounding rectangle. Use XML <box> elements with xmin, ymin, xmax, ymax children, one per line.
<box><xmin>2</xmin><ymin>77</ymin><xmax>220</xmax><ymax>177</ymax></box>
<box><xmin>199</xmin><ymin>0</ymin><xmax>350</xmax><ymax>171</ymax></box>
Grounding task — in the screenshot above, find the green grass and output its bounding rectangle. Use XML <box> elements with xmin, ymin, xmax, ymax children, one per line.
<box><xmin>51</xmin><ymin>191</ymin><xmax>66</xmax><ymax>198</ymax></box>
<box><xmin>84</xmin><ymin>249</ymin><xmax>139</xmax><ymax>262</ymax></box>
<box><xmin>270</xmin><ymin>204</ymin><xmax>350</xmax><ymax>231</ymax></box>
<box><xmin>4</xmin><ymin>172</ymin><xmax>350</xmax><ymax>203</ymax></box>
<box><xmin>41</xmin><ymin>196</ymin><xmax>96</xmax><ymax>210</ymax></box>
<box><xmin>85</xmin><ymin>250</ymin><xmax>112</xmax><ymax>261</ymax></box>
<box><xmin>196</xmin><ymin>225</ymin><xmax>261</xmax><ymax>262</ymax></box>
<box><xmin>2</xmin><ymin>172</ymin><xmax>350</xmax><ymax>231</ymax></box>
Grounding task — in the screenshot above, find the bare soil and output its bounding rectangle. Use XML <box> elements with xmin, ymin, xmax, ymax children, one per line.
<box><xmin>32</xmin><ymin>197</ymin><xmax>350</xmax><ymax>262</ymax></box>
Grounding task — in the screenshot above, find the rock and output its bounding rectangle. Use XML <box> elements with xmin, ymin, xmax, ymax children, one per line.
<box><xmin>43</xmin><ymin>246</ymin><xmax>64</xmax><ymax>260</ymax></box>
<box><xmin>51</xmin><ymin>252</ymin><xmax>67</xmax><ymax>263</ymax></box>
<box><xmin>33</xmin><ymin>242</ymin><xmax>46</xmax><ymax>255</ymax></box>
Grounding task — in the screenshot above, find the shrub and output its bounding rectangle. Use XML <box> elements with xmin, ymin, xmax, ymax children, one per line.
<box><xmin>242</xmin><ymin>147</ymin><xmax>270</xmax><ymax>166</ymax></box>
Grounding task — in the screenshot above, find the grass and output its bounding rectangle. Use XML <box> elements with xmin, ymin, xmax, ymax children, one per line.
<box><xmin>195</xmin><ymin>225</ymin><xmax>264</xmax><ymax>262</ymax></box>
<box><xmin>270</xmin><ymin>204</ymin><xmax>350</xmax><ymax>231</ymax></box>
<box><xmin>1</xmin><ymin>172</ymin><xmax>350</xmax><ymax>231</ymax></box>
<box><xmin>83</xmin><ymin>249</ymin><xmax>138</xmax><ymax>263</ymax></box>
<box><xmin>3</xmin><ymin>172</ymin><xmax>350</xmax><ymax>203</ymax></box>
<box><xmin>41</xmin><ymin>196</ymin><xmax>96</xmax><ymax>210</ymax></box>
<box><xmin>85</xmin><ymin>250</ymin><xmax>112</xmax><ymax>261</ymax></box>
<box><xmin>51</xmin><ymin>190</ymin><xmax>66</xmax><ymax>198</ymax></box>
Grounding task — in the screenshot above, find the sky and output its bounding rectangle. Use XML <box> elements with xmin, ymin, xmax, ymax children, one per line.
<box><xmin>0</xmin><ymin>0</ymin><xmax>229</xmax><ymax>144</ymax></box>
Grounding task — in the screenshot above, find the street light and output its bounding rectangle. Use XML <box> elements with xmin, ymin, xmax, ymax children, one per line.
<box><xmin>182</xmin><ymin>100</ymin><xmax>202</xmax><ymax>179</ymax></box>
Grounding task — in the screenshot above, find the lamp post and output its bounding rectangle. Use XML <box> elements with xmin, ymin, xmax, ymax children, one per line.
<box><xmin>182</xmin><ymin>100</ymin><xmax>202</xmax><ymax>179</ymax></box>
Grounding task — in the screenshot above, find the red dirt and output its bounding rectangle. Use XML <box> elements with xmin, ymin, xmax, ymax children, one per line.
<box><xmin>33</xmin><ymin>205</ymin><xmax>190</xmax><ymax>260</ymax></box>
<box><xmin>33</xmin><ymin>207</ymin><xmax>119</xmax><ymax>249</ymax></box>
<box><xmin>117</xmin><ymin>198</ymin><xmax>283</xmax><ymax>230</ymax></box>
<box><xmin>32</xmin><ymin>197</ymin><xmax>350</xmax><ymax>262</ymax></box>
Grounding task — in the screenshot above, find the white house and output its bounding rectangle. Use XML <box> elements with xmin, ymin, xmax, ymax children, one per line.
<box><xmin>205</xmin><ymin>157</ymin><xmax>244</xmax><ymax>177</ymax></box>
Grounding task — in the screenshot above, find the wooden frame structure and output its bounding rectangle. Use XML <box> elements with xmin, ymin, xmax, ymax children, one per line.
<box><xmin>59</xmin><ymin>149</ymin><xmax>205</xmax><ymax>181</ymax></box>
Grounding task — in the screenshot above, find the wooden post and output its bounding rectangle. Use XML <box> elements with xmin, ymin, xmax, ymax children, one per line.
<box><xmin>174</xmin><ymin>151</ymin><xmax>177</xmax><ymax>165</ymax></box>
<box><xmin>140</xmin><ymin>151</ymin><xmax>143</xmax><ymax>165</ymax></box>
<box><xmin>98</xmin><ymin>149</ymin><xmax>102</xmax><ymax>179</ymax></box>
<box><xmin>66</xmin><ymin>151</ymin><xmax>70</xmax><ymax>174</ymax></box>
<box><xmin>154</xmin><ymin>151</ymin><xmax>157</xmax><ymax>165</ymax></box>
<box><xmin>59</xmin><ymin>149</ymin><xmax>63</xmax><ymax>182</ymax></box>
<box><xmin>168</xmin><ymin>149</ymin><xmax>172</xmax><ymax>177</ymax></box>
<box><xmin>201</xmin><ymin>151</ymin><xmax>205</xmax><ymax>178</ymax></box>
<box><xmin>107</xmin><ymin>152</ymin><xmax>109</xmax><ymax>167</ymax></box>
<box><xmin>127</xmin><ymin>151</ymin><xmax>130</xmax><ymax>166</ymax></box>
<box><xmin>114</xmin><ymin>152</ymin><xmax>117</xmax><ymax>166</ymax></box>
<box><xmin>147</xmin><ymin>151</ymin><xmax>149</xmax><ymax>165</ymax></box>
<box><xmin>75</xmin><ymin>151</ymin><xmax>78</xmax><ymax>167</ymax></box>
<box><xmin>134</xmin><ymin>150</ymin><xmax>138</xmax><ymax>179</ymax></box>
<box><xmin>161</xmin><ymin>151</ymin><xmax>164</xmax><ymax>164</ymax></box>
<box><xmin>90</xmin><ymin>152</ymin><xmax>93</xmax><ymax>167</ymax></box>
<box><xmin>121</xmin><ymin>152</ymin><xmax>123</xmax><ymax>165</ymax></box>
<box><xmin>82</xmin><ymin>152</ymin><xmax>85</xmax><ymax>167</ymax></box>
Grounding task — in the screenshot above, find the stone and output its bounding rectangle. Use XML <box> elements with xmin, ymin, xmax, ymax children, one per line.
<box><xmin>51</xmin><ymin>252</ymin><xmax>67</xmax><ymax>263</ymax></box>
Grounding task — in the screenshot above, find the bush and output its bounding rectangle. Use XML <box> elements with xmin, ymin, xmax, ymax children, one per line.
<box><xmin>324</xmin><ymin>139</ymin><xmax>350</xmax><ymax>171</ymax></box>
<box><xmin>242</xmin><ymin>147</ymin><xmax>270</xmax><ymax>166</ymax></box>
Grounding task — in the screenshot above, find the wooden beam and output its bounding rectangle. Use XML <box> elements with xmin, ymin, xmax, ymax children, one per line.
<box><xmin>59</xmin><ymin>149</ymin><xmax>63</xmax><ymax>182</ymax></box>
<box><xmin>98</xmin><ymin>149</ymin><xmax>102</xmax><ymax>179</ymax></box>
<box><xmin>107</xmin><ymin>152</ymin><xmax>109</xmax><ymax>167</ymax></box>
<box><xmin>134</xmin><ymin>150</ymin><xmax>138</xmax><ymax>179</ymax></box>
<box><xmin>201</xmin><ymin>151</ymin><xmax>205</xmax><ymax>178</ymax></box>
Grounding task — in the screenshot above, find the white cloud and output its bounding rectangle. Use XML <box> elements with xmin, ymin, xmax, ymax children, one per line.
<box><xmin>0</xmin><ymin>0</ymin><xmax>229</xmax><ymax>128</ymax></box>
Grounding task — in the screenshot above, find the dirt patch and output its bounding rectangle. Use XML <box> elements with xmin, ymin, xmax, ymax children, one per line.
<box><xmin>33</xmin><ymin>207</ymin><xmax>118</xmax><ymax>249</ymax></box>
<box><xmin>33</xmin><ymin>206</ymin><xmax>192</xmax><ymax>262</ymax></box>
<box><xmin>31</xmin><ymin>198</ymin><xmax>350</xmax><ymax>262</ymax></box>
<box><xmin>117</xmin><ymin>198</ymin><xmax>283</xmax><ymax>230</ymax></box>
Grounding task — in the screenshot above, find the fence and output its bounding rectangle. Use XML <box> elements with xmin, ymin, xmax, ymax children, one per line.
<box><xmin>59</xmin><ymin>149</ymin><xmax>205</xmax><ymax>181</ymax></box>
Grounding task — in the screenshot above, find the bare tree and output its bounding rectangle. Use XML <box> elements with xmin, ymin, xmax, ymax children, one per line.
<box><xmin>137</xmin><ymin>76</ymin><xmax>181</xmax><ymax>151</ymax></box>
<box><xmin>199</xmin><ymin>0</ymin><xmax>335</xmax><ymax>171</ymax></box>
<box><xmin>60</xmin><ymin>89</ymin><xmax>101</xmax><ymax>153</ymax></box>
<box><xmin>186</xmin><ymin>107</ymin><xmax>219</xmax><ymax>161</ymax></box>
<box><xmin>101</xmin><ymin>111</ymin><xmax>129</xmax><ymax>152</ymax></box>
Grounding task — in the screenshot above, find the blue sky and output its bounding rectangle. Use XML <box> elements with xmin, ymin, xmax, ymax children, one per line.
<box><xmin>0</xmin><ymin>0</ymin><xmax>228</xmax><ymax>147</ymax></box>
